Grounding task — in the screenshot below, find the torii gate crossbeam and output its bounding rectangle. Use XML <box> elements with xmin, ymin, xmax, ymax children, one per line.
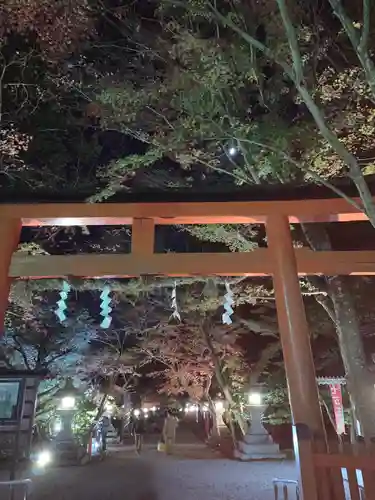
<box><xmin>0</xmin><ymin>197</ymin><xmax>373</xmax><ymax>500</ymax></box>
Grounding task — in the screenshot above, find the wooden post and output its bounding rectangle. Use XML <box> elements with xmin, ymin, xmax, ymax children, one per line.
<box><xmin>267</xmin><ymin>215</ymin><xmax>329</xmax><ymax>500</ymax></box>
<box><xmin>131</xmin><ymin>218</ymin><xmax>155</xmax><ymax>255</ymax></box>
<box><xmin>0</xmin><ymin>218</ymin><xmax>21</xmax><ymax>337</ymax></box>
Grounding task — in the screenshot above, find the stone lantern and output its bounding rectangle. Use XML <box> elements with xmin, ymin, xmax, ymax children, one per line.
<box><xmin>55</xmin><ymin>378</ymin><xmax>79</xmax><ymax>440</ymax></box>
<box><xmin>234</xmin><ymin>386</ymin><xmax>285</xmax><ymax>461</ymax></box>
<box><xmin>53</xmin><ymin>378</ymin><xmax>86</xmax><ymax>463</ymax></box>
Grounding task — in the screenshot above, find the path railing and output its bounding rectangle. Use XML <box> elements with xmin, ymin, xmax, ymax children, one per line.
<box><xmin>0</xmin><ymin>479</ymin><xmax>32</xmax><ymax>500</ymax></box>
<box><xmin>273</xmin><ymin>478</ymin><xmax>300</xmax><ymax>500</ymax></box>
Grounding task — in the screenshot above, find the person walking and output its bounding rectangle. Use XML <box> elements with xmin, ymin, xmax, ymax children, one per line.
<box><xmin>132</xmin><ymin>414</ymin><xmax>146</xmax><ymax>455</ymax></box>
<box><xmin>101</xmin><ymin>415</ymin><xmax>110</xmax><ymax>452</ymax></box>
<box><xmin>162</xmin><ymin>410</ymin><xmax>178</xmax><ymax>454</ymax></box>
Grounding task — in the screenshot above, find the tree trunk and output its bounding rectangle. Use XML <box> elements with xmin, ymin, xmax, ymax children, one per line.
<box><xmin>207</xmin><ymin>396</ymin><xmax>220</xmax><ymax>440</ymax></box>
<box><xmin>248</xmin><ymin>341</ymin><xmax>281</xmax><ymax>389</ymax></box>
<box><xmin>327</xmin><ymin>276</ymin><xmax>375</xmax><ymax>440</ymax></box>
<box><xmin>200</xmin><ymin>320</ymin><xmax>247</xmax><ymax>435</ymax></box>
<box><xmin>302</xmin><ymin>223</ymin><xmax>375</xmax><ymax>441</ymax></box>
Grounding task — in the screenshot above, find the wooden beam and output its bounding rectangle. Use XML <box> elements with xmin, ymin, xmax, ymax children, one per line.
<box><xmin>9</xmin><ymin>249</ymin><xmax>375</xmax><ymax>278</ymax></box>
<box><xmin>0</xmin><ymin>197</ymin><xmax>369</xmax><ymax>226</ymax></box>
<box><xmin>9</xmin><ymin>251</ymin><xmax>271</xmax><ymax>278</ymax></box>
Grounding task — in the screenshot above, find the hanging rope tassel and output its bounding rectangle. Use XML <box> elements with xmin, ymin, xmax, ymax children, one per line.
<box><xmin>171</xmin><ymin>281</ymin><xmax>181</xmax><ymax>321</ymax></box>
<box><xmin>55</xmin><ymin>280</ymin><xmax>71</xmax><ymax>323</ymax></box>
<box><xmin>222</xmin><ymin>281</ymin><xmax>234</xmax><ymax>325</ymax></box>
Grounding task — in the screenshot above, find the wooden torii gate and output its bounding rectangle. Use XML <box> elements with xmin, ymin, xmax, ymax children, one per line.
<box><xmin>0</xmin><ymin>197</ymin><xmax>374</xmax><ymax>500</ymax></box>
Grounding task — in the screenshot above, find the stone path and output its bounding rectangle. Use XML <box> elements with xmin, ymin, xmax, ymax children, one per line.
<box><xmin>4</xmin><ymin>429</ymin><xmax>299</xmax><ymax>500</ymax></box>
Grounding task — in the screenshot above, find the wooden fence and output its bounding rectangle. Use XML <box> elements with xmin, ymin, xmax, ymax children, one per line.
<box><xmin>303</xmin><ymin>430</ymin><xmax>375</xmax><ymax>500</ymax></box>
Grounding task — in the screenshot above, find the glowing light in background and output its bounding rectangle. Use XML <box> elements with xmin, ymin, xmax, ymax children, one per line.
<box><xmin>53</xmin><ymin>420</ymin><xmax>62</xmax><ymax>433</ymax></box>
<box><xmin>248</xmin><ymin>392</ymin><xmax>262</xmax><ymax>406</ymax></box>
<box><xmin>36</xmin><ymin>450</ymin><xmax>52</xmax><ymax>467</ymax></box>
<box><xmin>61</xmin><ymin>396</ymin><xmax>75</xmax><ymax>410</ymax></box>
<box><xmin>58</xmin><ymin>218</ymin><xmax>81</xmax><ymax>226</ymax></box>
<box><xmin>105</xmin><ymin>402</ymin><xmax>114</xmax><ymax>414</ymax></box>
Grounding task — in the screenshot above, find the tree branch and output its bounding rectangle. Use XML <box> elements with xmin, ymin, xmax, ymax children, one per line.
<box><xmin>239</xmin><ymin>317</ymin><xmax>278</xmax><ymax>337</ymax></box>
<box><xmin>13</xmin><ymin>336</ymin><xmax>32</xmax><ymax>371</ymax></box>
<box><xmin>314</xmin><ymin>294</ymin><xmax>337</xmax><ymax>325</ymax></box>
<box><xmin>229</xmin><ymin>136</ymin><xmax>363</xmax><ymax>212</ymax></box>
<box><xmin>328</xmin><ymin>0</ymin><xmax>375</xmax><ymax>101</ymax></box>
<box><xmin>275</xmin><ymin>0</ymin><xmax>303</xmax><ymax>83</ymax></box>
<box><xmin>359</xmin><ymin>0</ymin><xmax>371</xmax><ymax>52</ymax></box>
<box><xmin>209</xmin><ymin>0</ymin><xmax>375</xmax><ymax>226</ymax></box>
<box><xmin>206</xmin><ymin>2</ymin><xmax>293</xmax><ymax>77</ymax></box>
<box><xmin>248</xmin><ymin>341</ymin><xmax>281</xmax><ymax>388</ymax></box>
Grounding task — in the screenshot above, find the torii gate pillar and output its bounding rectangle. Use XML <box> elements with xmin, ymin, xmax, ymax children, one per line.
<box><xmin>267</xmin><ymin>215</ymin><xmax>329</xmax><ymax>500</ymax></box>
<box><xmin>0</xmin><ymin>217</ymin><xmax>21</xmax><ymax>337</ymax></box>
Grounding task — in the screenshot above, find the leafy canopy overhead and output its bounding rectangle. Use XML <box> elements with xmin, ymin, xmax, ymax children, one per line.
<box><xmin>0</xmin><ymin>0</ymin><xmax>374</xmax><ymax>208</ymax></box>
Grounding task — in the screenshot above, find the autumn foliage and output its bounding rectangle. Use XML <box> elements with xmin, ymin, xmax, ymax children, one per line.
<box><xmin>0</xmin><ymin>0</ymin><xmax>93</xmax><ymax>59</ymax></box>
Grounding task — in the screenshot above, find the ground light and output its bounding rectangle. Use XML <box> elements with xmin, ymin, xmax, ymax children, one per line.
<box><xmin>35</xmin><ymin>450</ymin><xmax>52</xmax><ymax>468</ymax></box>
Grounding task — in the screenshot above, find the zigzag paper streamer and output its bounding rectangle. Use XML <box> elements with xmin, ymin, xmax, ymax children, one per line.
<box><xmin>171</xmin><ymin>281</ymin><xmax>181</xmax><ymax>321</ymax></box>
<box><xmin>55</xmin><ymin>280</ymin><xmax>71</xmax><ymax>323</ymax></box>
<box><xmin>100</xmin><ymin>285</ymin><xmax>112</xmax><ymax>329</ymax></box>
<box><xmin>222</xmin><ymin>282</ymin><xmax>234</xmax><ymax>325</ymax></box>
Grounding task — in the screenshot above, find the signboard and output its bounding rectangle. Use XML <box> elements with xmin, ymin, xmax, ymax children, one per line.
<box><xmin>0</xmin><ymin>380</ymin><xmax>22</xmax><ymax>422</ymax></box>
<box><xmin>329</xmin><ymin>384</ymin><xmax>345</xmax><ymax>435</ymax></box>
<box><xmin>0</xmin><ymin>372</ymin><xmax>41</xmax><ymax>461</ymax></box>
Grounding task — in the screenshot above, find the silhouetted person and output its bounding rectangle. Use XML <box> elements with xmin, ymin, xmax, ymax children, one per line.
<box><xmin>101</xmin><ymin>415</ymin><xmax>110</xmax><ymax>451</ymax></box>
<box><xmin>132</xmin><ymin>415</ymin><xmax>146</xmax><ymax>454</ymax></box>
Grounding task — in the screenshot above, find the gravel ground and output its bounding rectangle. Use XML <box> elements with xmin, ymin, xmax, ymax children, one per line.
<box><xmin>2</xmin><ymin>432</ymin><xmax>299</xmax><ymax>500</ymax></box>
